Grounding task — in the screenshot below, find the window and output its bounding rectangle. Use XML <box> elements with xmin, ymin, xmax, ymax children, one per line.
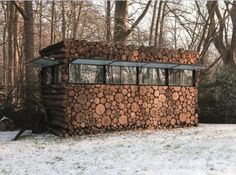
<box><xmin>106</xmin><ymin>66</ymin><xmax>120</xmax><ymax>84</ymax></box>
<box><xmin>181</xmin><ymin>70</ymin><xmax>193</xmax><ymax>86</ymax></box>
<box><xmin>169</xmin><ymin>69</ymin><xmax>193</xmax><ymax>86</ymax></box>
<box><xmin>139</xmin><ymin>68</ymin><xmax>166</xmax><ymax>85</ymax></box>
<box><xmin>51</xmin><ymin>66</ymin><xmax>62</xmax><ymax>84</ymax></box>
<box><xmin>106</xmin><ymin>66</ymin><xmax>137</xmax><ymax>84</ymax></box>
<box><xmin>121</xmin><ymin>67</ymin><xmax>137</xmax><ymax>84</ymax></box>
<box><xmin>69</xmin><ymin>64</ymin><xmax>104</xmax><ymax>83</ymax></box>
<box><xmin>169</xmin><ymin>69</ymin><xmax>180</xmax><ymax>85</ymax></box>
<box><xmin>45</xmin><ymin>67</ymin><xmax>52</xmax><ymax>85</ymax></box>
<box><xmin>41</xmin><ymin>65</ymin><xmax>62</xmax><ymax>85</ymax></box>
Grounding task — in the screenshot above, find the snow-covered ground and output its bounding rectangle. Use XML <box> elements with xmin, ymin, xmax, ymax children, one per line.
<box><xmin>0</xmin><ymin>124</ymin><xmax>236</xmax><ymax>175</ymax></box>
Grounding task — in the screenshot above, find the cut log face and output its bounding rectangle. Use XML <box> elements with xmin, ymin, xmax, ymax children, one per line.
<box><xmin>172</xmin><ymin>92</ymin><xmax>179</xmax><ymax>101</ymax></box>
<box><xmin>102</xmin><ymin>116</ymin><xmax>111</xmax><ymax>126</ymax></box>
<box><xmin>179</xmin><ymin>113</ymin><xmax>187</xmax><ymax>122</ymax></box>
<box><xmin>131</xmin><ymin>102</ymin><xmax>139</xmax><ymax>112</ymax></box>
<box><xmin>95</xmin><ymin>104</ymin><xmax>105</xmax><ymax>115</ymax></box>
<box><xmin>115</xmin><ymin>93</ymin><xmax>124</xmax><ymax>103</ymax></box>
<box><xmin>74</xmin><ymin>104</ymin><xmax>82</xmax><ymax>112</ymax></box>
<box><xmin>77</xmin><ymin>94</ymin><xmax>87</xmax><ymax>105</ymax></box>
<box><xmin>150</xmin><ymin>108</ymin><xmax>157</xmax><ymax>117</ymax></box>
<box><xmin>119</xmin><ymin>115</ymin><xmax>128</xmax><ymax>125</ymax></box>
<box><xmin>159</xmin><ymin>94</ymin><xmax>166</xmax><ymax>102</ymax></box>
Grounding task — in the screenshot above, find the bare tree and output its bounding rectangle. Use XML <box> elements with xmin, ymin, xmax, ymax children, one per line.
<box><xmin>113</xmin><ymin>0</ymin><xmax>152</xmax><ymax>43</ymax></box>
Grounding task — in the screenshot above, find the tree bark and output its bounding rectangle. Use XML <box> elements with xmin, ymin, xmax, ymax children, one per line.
<box><xmin>72</xmin><ymin>1</ymin><xmax>83</xmax><ymax>39</ymax></box>
<box><xmin>206</xmin><ymin>1</ymin><xmax>236</xmax><ymax>67</ymax></box>
<box><xmin>114</xmin><ymin>0</ymin><xmax>129</xmax><ymax>43</ymax></box>
<box><xmin>51</xmin><ymin>0</ymin><xmax>55</xmax><ymax>44</ymax></box>
<box><xmin>39</xmin><ymin>1</ymin><xmax>42</xmax><ymax>49</ymax></box>
<box><xmin>149</xmin><ymin>1</ymin><xmax>157</xmax><ymax>46</ymax></box>
<box><xmin>158</xmin><ymin>1</ymin><xmax>167</xmax><ymax>47</ymax></box>
<box><xmin>13</xmin><ymin>1</ymin><xmax>35</xmax><ymax>104</ymax></box>
<box><xmin>106</xmin><ymin>0</ymin><xmax>111</xmax><ymax>42</ymax></box>
<box><xmin>154</xmin><ymin>1</ymin><xmax>163</xmax><ymax>47</ymax></box>
<box><xmin>61</xmin><ymin>1</ymin><xmax>66</xmax><ymax>40</ymax></box>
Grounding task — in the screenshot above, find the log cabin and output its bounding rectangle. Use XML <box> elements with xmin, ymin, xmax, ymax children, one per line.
<box><xmin>28</xmin><ymin>39</ymin><xmax>204</xmax><ymax>137</ymax></box>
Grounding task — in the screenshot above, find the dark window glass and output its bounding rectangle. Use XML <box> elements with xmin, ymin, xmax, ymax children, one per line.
<box><xmin>169</xmin><ymin>69</ymin><xmax>193</xmax><ymax>86</ymax></box>
<box><xmin>51</xmin><ymin>66</ymin><xmax>62</xmax><ymax>84</ymax></box>
<box><xmin>69</xmin><ymin>64</ymin><xmax>103</xmax><ymax>83</ymax></box>
<box><xmin>106</xmin><ymin>66</ymin><xmax>121</xmax><ymax>84</ymax></box>
<box><xmin>45</xmin><ymin>67</ymin><xmax>52</xmax><ymax>85</ymax></box>
<box><xmin>181</xmin><ymin>70</ymin><xmax>193</xmax><ymax>86</ymax></box>
<box><xmin>139</xmin><ymin>68</ymin><xmax>166</xmax><ymax>85</ymax></box>
<box><xmin>121</xmin><ymin>67</ymin><xmax>137</xmax><ymax>84</ymax></box>
<box><xmin>106</xmin><ymin>66</ymin><xmax>137</xmax><ymax>84</ymax></box>
<box><xmin>169</xmin><ymin>69</ymin><xmax>180</xmax><ymax>85</ymax></box>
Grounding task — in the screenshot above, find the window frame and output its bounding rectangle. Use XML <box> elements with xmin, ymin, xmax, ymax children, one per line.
<box><xmin>69</xmin><ymin>63</ymin><xmax>105</xmax><ymax>84</ymax></box>
<box><xmin>68</xmin><ymin>62</ymin><xmax>196</xmax><ymax>87</ymax></box>
<box><xmin>41</xmin><ymin>65</ymin><xmax>62</xmax><ymax>86</ymax></box>
<box><xmin>139</xmin><ymin>67</ymin><xmax>166</xmax><ymax>86</ymax></box>
<box><xmin>168</xmin><ymin>69</ymin><xmax>194</xmax><ymax>87</ymax></box>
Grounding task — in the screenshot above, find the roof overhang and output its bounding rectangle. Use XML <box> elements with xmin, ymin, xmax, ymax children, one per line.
<box><xmin>25</xmin><ymin>57</ymin><xmax>60</xmax><ymax>68</ymax></box>
<box><xmin>70</xmin><ymin>58</ymin><xmax>205</xmax><ymax>70</ymax></box>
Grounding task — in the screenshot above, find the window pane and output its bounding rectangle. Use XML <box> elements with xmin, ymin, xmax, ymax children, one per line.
<box><xmin>169</xmin><ymin>69</ymin><xmax>193</xmax><ymax>86</ymax></box>
<box><xmin>106</xmin><ymin>66</ymin><xmax>121</xmax><ymax>84</ymax></box>
<box><xmin>181</xmin><ymin>70</ymin><xmax>193</xmax><ymax>86</ymax></box>
<box><xmin>121</xmin><ymin>67</ymin><xmax>137</xmax><ymax>84</ymax></box>
<box><xmin>69</xmin><ymin>64</ymin><xmax>103</xmax><ymax>83</ymax></box>
<box><xmin>169</xmin><ymin>69</ymin><xmax>180</xmax><ymax>85</ymax></box>
<box><xmin>139</xmin><ymin>68</ymin><xmax>165</xmax><ymax>85</ymax></box>
<box><xmin>45</xmin><ymin>68</ymin><xmax>52</xmax><ymax>85</ymax></box>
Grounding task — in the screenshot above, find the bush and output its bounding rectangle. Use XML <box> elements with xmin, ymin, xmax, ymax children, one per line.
<box><xmin>199</xmin><ymin>67</ymin><xmax>236</xmax><ymax>123</ymax></box>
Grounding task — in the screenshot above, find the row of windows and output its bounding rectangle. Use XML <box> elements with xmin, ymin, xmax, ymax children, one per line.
<box><xmin>69</xmin><ymin>64</ymin><xmax>195</xmax><ymax>86</ymax></box>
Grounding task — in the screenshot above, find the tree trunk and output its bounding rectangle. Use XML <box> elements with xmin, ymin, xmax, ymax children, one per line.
<box><xmin>73</xmin><ymin>1</ymin><xmax>83</xmax><ymax>39</ymax></box>
<box><xmin>51</xmin><ymin>0</ymin><xmax>55</xmax><ymax>44</ymax></box>
<box><xmin>149</xmin><ymin>1</ymin><xmax>157</xmax><ymax>46</ymax></box>
<box><xmin>61</xmin><ymin>1</ymin><xmax>66</xmax><ymax>40</ymax></box>
<box><xmin>113</xmin><ymin>0</ymin><xmax>151</xmax><ymax>43</ymax></box>
<box><xmin>106</xmin><ymin>0</ymin><xmax>111</xmax><ymax>42</ymax></box>
<box><xmin>154</xmin><ymin>1</ymin><xmax>163</xmax><ymax>47</ymax></box>
<box><xmin>39</xmin><ymin>1</ymin><xmax>42</xmax><ymax>49</ymax></box>
<box><xmin>158</xmin><ymin>1</ymin><xmax>167</xmax><ymax>47</ymax></box>
<box><xmin>7</xmin><ymin>2</ymin><xmax>14</xmax><ymax>87</ymax></box>
<box><xmin>24</xmin><ymin>1</ymin><xmax>34</xmax><ymax>104</ymax></box>
<box><xmin>113</xmin><ymin>0</ymin><xmax>129</xmax><ymax>43</ymax></box>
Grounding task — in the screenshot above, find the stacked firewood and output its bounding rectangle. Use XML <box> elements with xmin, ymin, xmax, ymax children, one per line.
<box><xmin>61</xmin><ymin>85</ymin><xmax>198</xmax><ymax>136</ymax></box>
<box><xmin>39</xmin><ymin>39</ymin><xmax>200</xmax><ymax>137</ymax></box>
<box><xmin>40</xmin><ymin>39</ymin><xmax>199</xmax><ymax>64</ymax></box>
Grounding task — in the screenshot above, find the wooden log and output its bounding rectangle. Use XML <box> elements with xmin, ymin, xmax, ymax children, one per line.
<box><xmin>119</xmin><ymin>115</ymin><xmax>128</xmax><ymax>125</ymax></box>
<box><xmin>131</xmin><ymin>102</ymin><xmax>139</xmax><ymax>112</ymax></box>
<box><xmin>77</xmin><ymin>94</ymin><xmax>87</xmax><ymax>105</ymax></box>
<box><xmin>51</xmin><ymin>120</ymin><xmax>67</xmax><ymax>129</ymax></box>
<box><xmin>50</xmin><ymin>127</ymin><xmax>64</xmax><ymax>137</ymax></box>
<box><xmin>172</xmin><ymin>92</ymin><xmax>179</xmax><ymax>101</ymax></box>
<box><xmin>179</xmin><ymin>113</ymin><xmax>187</xmax><ymax>122</ymax></box>
<box><xmin>150</xmin><ymin>108</ymin><xmax>157</xmax><ymax>117</ymax></box>
<box><xmin>95</xmin><ymin>104</ymin><xmax>105</xmax><ymax>115</ymax></box>
<box><xmin>115</xmin><ymin>93</ymin><xmax>124</xmax><ymax>103</ymax></box>
<box><xmin>159</xmin><ymin>94</ymin><xmax>166</xmax><ymax>102</ymax></box>
<box><xmin>102</xmin><ymin>116</ymin><xmax>111</xmax><ymax>126</ymax></box>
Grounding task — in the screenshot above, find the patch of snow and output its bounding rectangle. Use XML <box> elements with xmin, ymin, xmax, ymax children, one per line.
<box><xmin>0</xmin><ymin>124</ymin><xmax>236</xmax><ymax>175</ymax></box>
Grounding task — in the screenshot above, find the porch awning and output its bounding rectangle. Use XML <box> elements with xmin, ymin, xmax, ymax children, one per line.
<box><xmin>26</xmin><ymin>57</ymin><xmax>60</xmax><ymax>68</ymax></box>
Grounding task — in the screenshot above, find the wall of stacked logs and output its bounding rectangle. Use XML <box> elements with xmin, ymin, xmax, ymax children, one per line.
<box><xmin>39</xmin><ymin>39</ymin><xmax>200</xmax><ymax>137</ymax></box>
